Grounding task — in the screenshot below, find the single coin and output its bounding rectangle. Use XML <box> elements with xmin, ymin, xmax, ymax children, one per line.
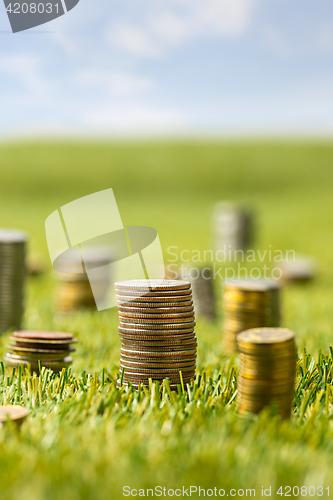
<box><xmin>121</xmin><ymin>373</ymin><xmax>195</xmax><ymax>383</ymax></box>
<box><xmin>116</xmin><ymin>300</ymin><xmax>193</xmax><ymax>309</ymax></box>
<box><xmin>118</xmin><ymin>314</ymin><xmax>194</xmax><ymax>323</ymax></box>
<box><xmin>118</xmin><ymin>304</ymin><xmax>194</xmax><ymax>313</ymax></box>
<box><xmin>121</xmin><ymin>347</ymin><xmax>197</xmax><ymax>358</ymax></box>
<box><xmin>115</xmin><ymin>279</ymin><xmax>191</xmax><ymax>291</ymax></box>
<box><xmin>119</xmin><ymin>320</ymin><xmax>196</xmax><ymax>330</ymax></box>
<box><xmin>117</xmin><ymin>380</ymin><xmax>185</xmax><ymax>390</ymax></box>
<box><xmin>119</xmin><ymin>326</ymin><xmax>195</xmax><ymax>336</ymax></box>
<box><xmin>120</xmin><ymin>359</ymin><xmax>196</xmax><ymax>369</ymax></box>
<box><xmin>116</xmin><ymin>294</ymin><xmax>192</xmax><ymax>303</ymax></box>
<box><xmin>119</xmin><ymin>341</ymin><xmax>197</xmax><ymax>352</ymax></box>
<box><xmin>120</xmin><ymin>366</ymin><xmax>196</xmax><ymax>376</ymax></box>
<box><xmin>116</xmin><ymin>288</ymin><xmax>192</xmax><ymax>297</ymax></box>
<box><xmin>237</xmin><ymin>328</ymin><xmax>295</xmax><ymax>345</ymax></box>
<box><xmin>13</xmin><ymin>331</ymin><xmax>74</xmax><ymax>341</ymax></box>
<box><xmin>0</xmin><ymin>405</ymin><xmax>29</xmax><ymax>424</ymax></box>
<box><xmin>119</xmin><ymin>330</ymin><xmax>196</xmax><ymax>345</ymax></box>
<box><xmin>10</xmin><ymin>337</ymin><xmax>78</xmax><ymax>348</ymax></box>
<box><xmin>225</xmin><ymin>279</ymin><xmax>280</xmax><ymax>292</ymax></box>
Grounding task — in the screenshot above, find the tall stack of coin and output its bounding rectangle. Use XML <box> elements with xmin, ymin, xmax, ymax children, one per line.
<box><xmin>0</xmin><ymin>229</ymin><xmax>27</xmax><ymax>334</ymax></box>
<box><xmin>179</xmin><ymin>266</ymin><xmax>216</xmax><ymax>321</ymax></box>
<box><xmin>115</xmin><ymin>280</ymin><xmax>197</xmax><ymax>389</ymax></box>
<box><xmin>213</xmin><ymin>202</ymin><xmax>253</xmax><ymax>257</ymax></box>
<box><xmin>223</xmin><ymin>279</ymin><xmax>281</xmax><ymax>354</ymax></box>
<box><xmin>236</xmin><ymin>328</ymin><xmax>297</xmax><ymax>418</ymax></box>
<box><xmin>5</xmin><ymin>331</ymin><xmax>77</xmax><ymax>373</ymax></box>
<box><xmin>55</xmin><ymin>247</ymin><xmax>112</xmax><ymax>313</ymax></box>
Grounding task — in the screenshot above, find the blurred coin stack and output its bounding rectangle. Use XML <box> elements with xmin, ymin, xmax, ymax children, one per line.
<box><xmin>179</xmin><ymin>266</ymin><xmax>216</xmax><ymax>321</ymax></box>
<box><xmin>115</xmin><ymin>279</ymin><xmax>197</xmax><ymax>389</ymax></box>
<box><xmin>55</xmin><ymin>247</ymin><xmax>112</xmax><ymax>313</ymax></box>
<box><xmin>213</xmin><ymin>202</ymin><xmax>253</xmax><ymax>256</ymax></box>
<box><xmin>236</xmin><ymin>328</ymin><xmax>297</xmax><ymax>418</ymax></box>
<box><xmin>0</xmin><ymin>229</ymin><xmax>27</xmax><ymax>334</ymax></box>
<box><xmin>279</xmin><ymin>257</ymin><xmax>318</xmax><ymax>284</ymax></box>
<box><xmin>223</xmin><ymin>279</ymin><xmax>281</xmax><ymax>354</ymax></box>
<box><xmin>5</xmin><ymin>331</ymin><xmax>77</xmax><ymax>373</ymax></box>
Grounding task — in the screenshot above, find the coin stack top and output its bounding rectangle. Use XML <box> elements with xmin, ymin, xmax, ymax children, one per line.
<box><xmin>5</xmin><ymin>331</ymin><xmax>77</xmax><ymax>373</ymax></box>
<box><xmin>0</xmin><ymin>229</ymin><xmax>27</xmax><ymax>334</ymax></box>
<box><xmin>115</xmin><ymin>279</ymin><xmax>197</xmax><ymax>390</ymax></box>
<box><xmin>223</xmin><ymin>279</ymin><xmax>281</xmax><ymax>354</ymax></box>
<box><xmin>236</xmin><ymin>328</ymin><xmax>297</xmax><ymax>419</ymax></box>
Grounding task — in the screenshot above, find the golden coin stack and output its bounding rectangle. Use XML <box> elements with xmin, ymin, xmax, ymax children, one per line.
<box><xmin>115</xmin><ymin>279</ymin><xmax>197</xmax><ymax>390</ymax></box>
<box><xmin>236</xmin><ymin>328</ymin><xmax>297</xmax><ymax>418</ymax></box>
<box><xmin>55</xmin><ymin>247</ymin><xmax>112</xmax><ymax>313</ymax></box>
<box><xmin>223</xmin><ymin>279</ymin><xmax>281</xmax><ymax>354</ymax></box>
<box><xmin>0</xmin><ymin>229</ymin><xmax>27</xmax><ymax>334</ymax></box>
<box><xmin>5</xmin><ymin>331</ymin><xmax>77</xmax><ymax>373</ymax></box>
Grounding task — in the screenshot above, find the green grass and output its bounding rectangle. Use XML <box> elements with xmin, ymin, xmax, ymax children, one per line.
<box><xmin>1</xmin><ymin>140</ymin><xmax>333</xmax><ymax>499</ymax></box>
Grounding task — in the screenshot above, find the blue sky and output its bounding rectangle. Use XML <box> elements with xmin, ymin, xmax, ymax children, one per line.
<box><xmin>0</xmin><ymin>0</ymin><xmax>333</xmax><ymax>137</ymax></box>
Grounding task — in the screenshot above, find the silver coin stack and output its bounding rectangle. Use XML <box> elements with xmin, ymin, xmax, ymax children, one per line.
<box><xmin>0</xmin><ymin>229</ymin><xmax>27</xmax><ymax>334</ymax></box>
<box><xmin>179</xmin><ymin>266</ymin><xmax>216</xmax><ymax>321</ymax></box>
<box><xmin>213</xmin><ymin>202</ymin><xmax>253</xmax><ymax>257</ymax></box>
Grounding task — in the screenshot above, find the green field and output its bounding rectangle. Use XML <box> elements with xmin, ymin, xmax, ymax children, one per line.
<box><xmin>1</xmin><ymin>140</ymin><xmax>333</xmax><ymax>500</ymax></box>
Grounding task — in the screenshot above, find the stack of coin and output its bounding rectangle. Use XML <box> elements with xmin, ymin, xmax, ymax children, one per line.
<box><xmin>236</xmin><ymin>328</ymin><xmax>297</xmax><ymax>418</ymax></box>
<box><xmin>179</xmin><ymin>266</ymin><xmax>216</xmax><ymax>321</ymax></box>
<box><xmin>0</xmin><ymin>229</ymin><xmax>27</xmax><ymax>334</ymax></box>
<box><xmin>115</xmin><ymin>279</ymin><xmax>197</xmax><ymax>389</ymax></box>
<box><xmin>213</xmin><ymin>202</ymin><xmax>253</xmax><ymax>257</ymax></box>
<box><xmin>279</xmin><ymin>257</ymin><xmax>318</xmax><ymax>284</ymax></box>
<box><xmin>223</xmin><ymin>279</ymin><xmax>281</xmax><ymax>354</ymax></box>
<box><xmin>5</xmin><ymin>331</ymin><xmax>77</xmax><ymax>373</ymax></box>
<box><xmin>55</xmin><ymin>247</ymin><xmax>112</xmax><ymax>313</ymax></box>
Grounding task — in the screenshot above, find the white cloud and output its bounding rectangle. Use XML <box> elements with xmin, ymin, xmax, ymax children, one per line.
<box><xmin>81</xmin><ymin>104</ymin><xmax>190</xmax><ymax>135</ymax></box>
<box><xmin>261</xmin><ymin>25</ymin><xmax>293</xmax><ymax>57</ymax></box>
<box><xmin>108</xmin><ymin>24</ymin><xmax>161</xmax><ymax>58</ymax></box>
<box><xmin>0</xmin><ymin>54</ymin><xmax>49</xmax><ymax>93</ymax></box>
<box><xmin>75</xmin><ymin>70</ymin><xmax>153</xmax><ymax>96</ymax></box>
<box><xmin>318</xmin><ymin>23</ymin><xmax>333</xmax><ymax>53</ymax></box>
<box><xmin>107</xmin><ymin>0</ymin><xmax>257</xmax><ymax>58</ymax></box>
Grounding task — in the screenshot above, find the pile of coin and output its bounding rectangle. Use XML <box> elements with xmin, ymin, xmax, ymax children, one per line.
<box><xmin>223</xmin><ymin>279</ymin><xmax>281</xmax><ymax>354</ymax></box>
<box><xmin>5</xmin><ymin>331</ymin><xmax>77</xmax><ymax>373</ymax></box>
<box><xmin>115</xmin><ymin>279</ymin><xmax>197</xmax><ymax>389</ymax></box>
<box><xmin>179</xmin><ymin>266</ymin><xmax>216</xmax><ymax>321</ymax></box>
<box><xmin>213</xmin><ymin>202</ymin><xmax>253</xmax><ymax>257</ymax></box>
<box><xmin>0</xmin><ymin>229</ymin><xmax>27</xmax><ymax>334</ymax></box>
<box><xmin>236</xmin><ymin>328</ymin><xmax>297</xmax><ymax>418</ymax></box>
<box><xmin>55</xmin><ymin>247</ymin><xmax>112</xmax><ymax>313</ymax></box>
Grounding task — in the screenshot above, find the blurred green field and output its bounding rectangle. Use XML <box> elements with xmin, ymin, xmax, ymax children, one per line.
<box><xmin>1</xmin><ymin>140</ymin><xmax>333</xmax><ymax>500</ymax></box>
